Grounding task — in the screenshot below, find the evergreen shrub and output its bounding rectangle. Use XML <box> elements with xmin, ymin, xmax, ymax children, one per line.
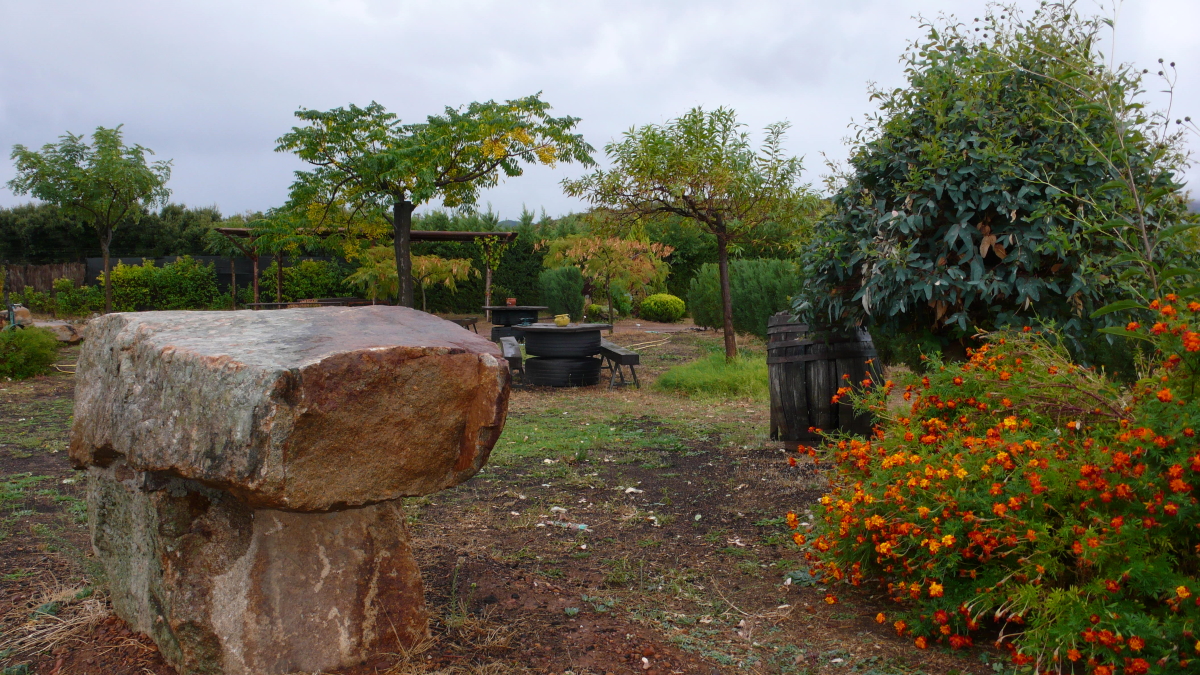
<box><xmin>638</xmin><ymin>293</ymin><xmax>685</xmax><ymax>323</ymax></box>
<box><xmin>688</xmin><ymin>259</ymin><xmax>801</xmax><ymax>338</ymax></box>
<box><xmin>538</xmin><ymin>266</ymin><xmax>584</xmax><ymax>320</ymax></box>
<box><xmin>801</xmin><ymin>304</ymin><xmax>1200</xmax><ymax>673</ymax></box>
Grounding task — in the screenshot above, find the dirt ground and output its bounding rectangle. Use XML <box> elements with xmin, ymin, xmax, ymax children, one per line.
<box><xmin>0</xmin><ymin>322</ymin><xmax>994</xmax><ymax>675</ymax></box>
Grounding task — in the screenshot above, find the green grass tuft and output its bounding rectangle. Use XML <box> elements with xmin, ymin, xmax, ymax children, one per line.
<box><xmin>652</xmin><ymin>353</ymin><xmax>767</xmax><ymax>399</ymax></box>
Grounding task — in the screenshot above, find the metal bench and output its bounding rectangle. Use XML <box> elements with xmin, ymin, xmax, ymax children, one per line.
<box><xmin>599</xmin><ymin>339</ymin><xmax>640</xmax><ymax>389</ymax></box>
<box><xmin>499</xmin><ymin>336</ymin><xmax>524</xmax><ymax>384</ymax></box>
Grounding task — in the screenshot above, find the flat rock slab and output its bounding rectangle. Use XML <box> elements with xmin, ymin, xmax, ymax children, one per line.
<box><xmin>34</xmin><ymin>320</ymin><xmax>84</xmax><ymax>343</ymax></box>
<box><xmin>89</xmin><ymin>462</ymin><xmax>428</xmax><ymax>675</ymax></box>
<box><xmin>70</xmin><ymin>306</ymin><xmax>509</xmax><ymax>510</ymax></box>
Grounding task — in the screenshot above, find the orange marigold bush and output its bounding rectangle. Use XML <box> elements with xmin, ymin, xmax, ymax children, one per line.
<box><xmin>799</xmin><ymin>302</ymin><xmax>1200</xmax><ymax>674</ymax></box>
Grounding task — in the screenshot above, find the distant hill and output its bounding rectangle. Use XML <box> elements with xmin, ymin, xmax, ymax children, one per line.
<box><xmin>498</xmin><ymin>219</ymin><xmax>520</xmax><ymax>229</ymax></box>
<box><xmin>1190</xmin><ymin>200</ymin><xmax>1199</xmax><ymax>214</ymax></box>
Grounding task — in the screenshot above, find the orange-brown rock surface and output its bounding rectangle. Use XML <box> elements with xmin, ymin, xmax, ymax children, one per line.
<box><xmin>71</xmin><ymin>306</ymin><xmax>509</xmax><ymax>510</ymax></box>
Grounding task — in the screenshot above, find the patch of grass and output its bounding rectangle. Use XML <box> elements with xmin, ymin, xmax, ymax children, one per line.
<box><xmin>653</xmin><ymin>353</ymin><xmax>768</xmax><ymax>400</ymax></box>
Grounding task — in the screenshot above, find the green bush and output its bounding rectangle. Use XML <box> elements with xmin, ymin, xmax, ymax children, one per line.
<box><xmin>0</xmin><ymin>327</ymin><xmax>59</xmax><ymax>379</ymax></box>
<box><xmin>101</xmin><ymin>256</ymin><xmax>220</xmax><ymax>311</ymax></box>
<box><xmin>585</xmin><ymin>303</ymin><xmax>609</xmax><ymax>322</ymax></box>
<box><xmin>653</xmin><ymin>352</ymin><xmax>767</xmax><ymax>399</ymax></box>
<box><xmin>803</xmin><ymin>3</ymin><xmax>1197</xmax><ymax>356</ymax></box>
<box><xmin>12</xmin><ymin>286</ymin><xmax>53</xmax><ymax>314</ymax></box>
<box><xmin>688</xmin><ymin>259</ymin><xmax>801</xmax><ymax>338</ymax></box>
<box><xmin>106</xmin><ymin>260</ymin><xmax>156</xmax><ymax>311</ymax></box>
<box><xmin>155</xmin><ymin>256</ymin><xmax>219</xmax><ymax>310</ymax></box>
<box><xmin>51</xmin><ymin>278</ymin><xmax>103</xmax><ymax>317</ymax></box>
<box><xmin>638</xmin><ymin>293</ymin><xmax>685</xmax><ymax>323</ymax></box>
<box><xmin>539</xmin><ymin>266</ymin><xmax>584</xmax><ymax>320</ymax></box>
<box><xmin>259</xmin><ymin>260</ymin><xmax>352</xmax><ymax>303</ymax></box>
<box><xmin>804</xmin><ymin>314</ymin><xmax>1200</xmax><ymax>671</ymax></box>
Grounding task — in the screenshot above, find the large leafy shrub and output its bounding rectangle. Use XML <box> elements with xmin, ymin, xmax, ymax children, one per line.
<box><xmin>803</xmin><ymin>4</ymin><xmax>1197</xmax><ymax>357</ymax></box>
<box><xmin>259</xmin><ymin>259</ymin><xmax>351</xmax><ymax>303</ymax></box>
<box><xmin>802</xmin><ymin>304</ymin><xmax>1200</xmax><ymax>673</ymax></box>
<box><xmin>0</xmin><ymin>327</ymin><xmax>59</xmax><ymax>379</ymax></box>
<box><xmin>638</xmin><ymin>293</ymin><xmax>685</xmax><ymax>323</ymax></box>
<box><xmin>52</xmin><ymin>278</ymin><xmax>103</xmax><ymax>317</ymax></box>
<box><xmin>688</xmin><ymin>259</ymin><xmax>801</xmax><ymax>338</ymax></box>
<box><xmin>101</xmin><ymin>256</ymin><xmax>220</xmax><ymax>311</ymax></box>
<box><xmin>539</xmin><ymin>266</ymin><xmax>585</xmax><ymax>321</ymax></box>
<box><xmin>11</xmin><ymin>286</ymin><xmax>53</xmax><ymax>314</ymax></box>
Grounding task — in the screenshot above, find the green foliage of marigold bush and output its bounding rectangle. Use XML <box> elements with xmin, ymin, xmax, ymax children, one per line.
<box><xmin>638</xmin><ymin>293</ymin><xmax>685</xmax><ymax>323</ymax></box>
<box><xmin>799</xmin><ymin>303</ymin><xmax>1200</xmax><ymax>674</ymax></box>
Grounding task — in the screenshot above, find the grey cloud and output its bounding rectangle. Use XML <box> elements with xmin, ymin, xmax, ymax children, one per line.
<box><xmin>0</xmin><ymin>0</ymin><xmax>1195</xmax><ymax>219</ymax></box>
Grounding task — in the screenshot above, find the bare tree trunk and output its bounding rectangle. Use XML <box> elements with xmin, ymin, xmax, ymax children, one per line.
<box><xmin>230</xmin><ymin>257</ymin><xmax>237</xmax><ymax>309</ymax></box>
<box><xmin>484</xmin><ymin>268</ymin><xmax>492</xmax><ymax>321</ymax></box>
<box><xmin>252</xmin><ymin>256</ymin><xmax>260</xmax><ymax>306</ymax></box>
<box><xmin>716</xmin><ymin>233</ymin><xmax>736</xmax><ymax>362</ymax></box>
<box><xmin>393</xmin><ymin>199</ymin><xmax>415</xmax><ymax>308</ymax></box>
<box><xmin>101</xmin><ymin>228</ymin><xmax>113</xmax><ymax>314</ymax></box>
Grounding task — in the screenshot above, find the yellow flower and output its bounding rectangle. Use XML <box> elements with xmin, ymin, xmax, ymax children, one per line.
<box><xmin>929</xmin><ymin>582</ymin><xmax>944</xmax><ymax>597</ymax></box>
<box><xmin>1178</xmin><ymin>585</ymin><xmax>1192</xmax><ymax>599</ymax></box>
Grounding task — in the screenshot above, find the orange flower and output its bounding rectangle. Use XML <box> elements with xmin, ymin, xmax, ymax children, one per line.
<box><xmin>875</xmin><ymin>612</ymin><xmax>886</xmax><ymax>624</ymax></box>
<box><xmin>1185</xmin><ymin>332</ymin><xmax>1200</xmax><ymax>352</ymax></box>
<box><xmin>894</xmin><ymin>620</ymin><xmax>907</xmax><ymax>635</ymax></box>
<box><xmin>1178</xmin><ymin>585</ymin><xmax>1192</xmax><ymax>599</ymax></box>
<box><xmin>1152</xmin><ymin>322</ymin><xmax>1168</xmax><ymax>334</ymax></box>
<box><xmin>786</xmin><ymin>512</ymin><xmax>799</xmax><ymax>529</ymax></box>
<box><xmin>792</xmin><ymin>532</ymin><xmax>806</xmax><ymax>546</ymax></box>
<box><xmin>1129</xmin><ymin>636</ymin><xmax>1145</xmax><ymax>651</ymax></box>
<box><xmin>952</xmin><ymin>376</ymin><xmax>963</xmax><ymax>386</ymax></box>
<box><xmin>1157</xmin><ymin>388</ymin><xmax>1173</xmax><ymax>403</ymax></box>
<box><xmin>928</xmin><ymin>582</ymin><xmax>944</xmax><ymax>598</ymax></box>
<box><xmin>1022</xmin><ymin>326</ymin><xmax>1031</xmax><ymax>332</ymax></box>
<box><xmin>1066</xmin><ymin>648</ymin><xmax>1081</xmax><ymax>662</ymax></box>
<box><xmin>1189</xmin><ymin>302</ymin><xmax>1200</xmax><ymax>312</ymax></box>
<box><xmin>1127</xmin><ymin>321</ymin><xmax>1141</xmax><ymax>330</ymax></box>
<box><xmin>999</xmin><ymin>371</ymin><xmax>1012</xmax><ymax>381</ymax></box>
<box><xmin>824</xmin><ymin>594</ymin><xmax>837</xmax><ymax>605</ymax></box>
<box><xmin>914</xmin><ymin>636</ymin><xmax>928</xmax><ymax>649</ymax></box>
<box><xmin>1126</xmin><ymin>658</ymin><xmax>1150</xmax><ymax>675</ymax></box>
<box><xmin>788</xmin><ymin>456</ymin><xmax>797</xmax><ymax>467</ymax></box>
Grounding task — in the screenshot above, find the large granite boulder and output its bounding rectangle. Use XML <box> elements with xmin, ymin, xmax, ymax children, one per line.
<box><xmin>73</xmin><ymin>307</ymin><xmax>510</xmax><ymax>675</ymax></box>
<box><xmin>89</xmin><ymin>461</ymin><xmax>427</xmax><ymax>675</ymax></box>
<box><xmin>71</xmin><ymin>306</ymin><xmax>510</xmax><ymax>510</ymax></box>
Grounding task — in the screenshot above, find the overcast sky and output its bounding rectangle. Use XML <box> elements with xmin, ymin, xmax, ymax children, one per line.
<box><xmin>1</xmin><ymin>0</ymin><xmax>1196</xmax><ymax>220</ymax></box>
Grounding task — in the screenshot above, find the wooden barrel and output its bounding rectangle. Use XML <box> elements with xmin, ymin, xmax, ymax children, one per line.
<box><xmin>767</xmin><ymin>313</ymin><xmax>882</xmax><ymax>441</ymax></box>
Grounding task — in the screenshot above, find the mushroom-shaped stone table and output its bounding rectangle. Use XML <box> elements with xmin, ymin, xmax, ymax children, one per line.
<box><xmin>70</xmin><ymin>306</ymin><xmax>510</xmax><ymax>675</ymax></box>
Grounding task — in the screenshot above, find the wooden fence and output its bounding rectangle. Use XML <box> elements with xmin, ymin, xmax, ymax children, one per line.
<box><xmin>3</xmin><ymin>263</ymin><xmax>87</xmax><ymax>294</ymax></box>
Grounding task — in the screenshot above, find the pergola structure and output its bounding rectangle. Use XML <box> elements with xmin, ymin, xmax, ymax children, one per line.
<box><xmin>212</xmin><ymin>228</ymin><xmax>518</xmax><ymax>308</ymax></box>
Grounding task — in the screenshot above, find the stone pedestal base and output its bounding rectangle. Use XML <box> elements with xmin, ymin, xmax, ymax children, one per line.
<box><xmin>87</xmin><ymin>463</ymin><xmax>428</xmax><ymax>675</ymax></box>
